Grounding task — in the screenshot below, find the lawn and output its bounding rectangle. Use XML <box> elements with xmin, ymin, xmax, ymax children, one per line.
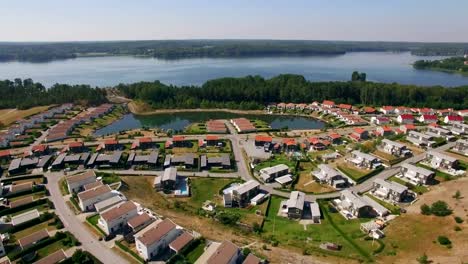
<box><xmin>336</xmin><ymin>162</ymin><xmax>370</xmax><ymax>182</ymax></box>
<box><xmin>59</xmin><ymin>177</ymin><xmax>70</xmax><ymax>196</ymax></box>
<box><xmin>295</xmin><ymin>161</ymin><xmax>335</xmax><ymax>194</ymax></box>
<box><xmin>9</xmin><ymin>191</ymin><xmax>46</xmax><ymax>202</ymax></box>
<box><xmin>185</xmin><ymin>123</ymin><xmax>207</xmax><ymax>134</ymax></box>
<box><xmin>373</xmin><ymin>150</ymin><xmax>398</xmax><ymax>162</ymax></box>
<box><xmin>86</xmin><ymin>214</ymin><xmax>106</xmax><ymax>236</ymax></box>
<box><xmin>189</xmin><ymin>178</ymin><xmax>239</xmax><ymax>208</ymax></box>
<box><xmin>185</xmin><ymin>241</ymin><xmax>206</xmax><ymax>263</ymax></box>
<box><xmin>9</xmin><ymin>203</ymin><xmax>49</xmax><ymax>217</ymax></box>
<box><xmin>254</xmin><ymin>154</ymin><xmax>296</xmax><ymax>172</ymax></box>
<box><xmin>36</xmin><ymin>239</ymin><xmax>71</xmax><ymax>259</ymax></box>
<box><xmin>261</xmin><ymin>196</ymin><xmax>377</xmax><ymax>261</ymax></box>
<box><xmin>96</xmin><ymin>172</ymin><xmax>121</xmax><ymax>184</ymax></box>
<box><xmin>417</xmin><ymin>163</ymin><xmax>455</xmax><ymax>182</ymax></box>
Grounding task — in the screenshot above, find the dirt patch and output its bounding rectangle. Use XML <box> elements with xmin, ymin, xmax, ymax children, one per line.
<box><xmin>378</xmin><ymin>177</ymin><xmax>468</xmax><ymax>263</ymax></box>
<box><xmin>0</xmin><ymin>105</ymin><xmax>52</xmax><ymax>125</ymax></box>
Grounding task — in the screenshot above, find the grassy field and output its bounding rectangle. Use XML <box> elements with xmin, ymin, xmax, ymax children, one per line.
<box><xmin>96</xmin><ymin>172</ymin><xmax>121</xmax><ymax>184</ymax></box>
<box><xmin>185</xmin><ymin>123</ymin><xmax>207</xmax><ymax>134</ymax></box>
<box><xmin>295</xmin><ymin>161</ymin><xmax>335</xmax><ymax>193</ymax></box>
<box><xmin>0</xmin><ymin>105</ymin><xmax>52</xmax><ymax>126</ymax></box>
<box><xmin>254</xmin><ymin>154</ymin><xmax>296</xmax><ymax>172</ymax></box>
<box><xmin>262</xmin><ymin>196</ymin><xmax>377</xmax><ymax>262</ymax></box>
<box><xmin>336</xmin><ymin>162</ymin><xmax>371</xmax><ymax>182</ymax></box>
<box><xmin>189</xmin><ymin>178</ymin><xmax>238</xmax><ymax>208</ymax></box>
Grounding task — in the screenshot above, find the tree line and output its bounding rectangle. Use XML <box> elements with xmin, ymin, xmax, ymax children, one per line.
<box><xmin>1</xmin><ymin>40</ymin><xmax>468</xmax><ymax>62</ymax></box>
<box><xmin>414</xmin><ymin>57</ymin><xmax>468</xmax><ymax>73</ymax></box>
<box><xmin>117</xmin><ymin>74</ymin><xmax>468</xmax><ymax>110</ymax></box>
<box><xmin>0</xmin><ymin>79</ymin><xmax>108</xmax><ymax>109</ymax></box>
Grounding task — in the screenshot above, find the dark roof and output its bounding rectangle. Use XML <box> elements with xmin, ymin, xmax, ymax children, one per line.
<box><xmin>33</xmin><ymin>249</ymin><xmax>67</xmax><ymax>264</ymax></box>
<box><xmin>18</xmin><ymin>229</ymin><xmax>49</xmax><ymax>248</ymax></box>
<box><xmin>137</xmin><ymin>219</ymin><xmax>176</xmax><ymax>246</ymax></box>
<box><xmin>207</xmin><ymin>241</ymin><xmax>239</xmax><ymax>264</ymax></box>
<box><xmin>169</xmin><ymin>232</ymin><xmax>194</xmax><ymax>252</ymax></box>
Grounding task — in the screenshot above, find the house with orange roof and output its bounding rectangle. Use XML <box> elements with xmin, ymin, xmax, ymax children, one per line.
<box><xmin>282</xmin><ymin>138</ymin><xmax>297</xmax><ymax>152</ymax></box>
<box><xmin>379</xmin><ymin>106</ymin><xmax>395</xmax><ymax>115</ymax></box>
<box><xmin>375</xmin><ymin>126</ymin><xmax>393</xmax><ymax>137</ymax></box>
<box><xmin>322</xmin><ymin>100</ymin><xmax>335</xmax><ymax>109</ymax></box>
<box><xmin>254</xmin><ymin>135</ymin><xmax>272</xmax><ymax>146</ymax></box>
<box><xmin>326</xmin><ymin>133</ymin><xmax>342</xmax><ymax>145</ymax></box>
<box><xmin>349</xmin><ymin>127</ymin><xmax>369</xmax><ymax>141</ymax></box>
<box><xmin>338</xmin><ymin>104</ymin><xmax>352</xmax><ymax>111</ymax></box>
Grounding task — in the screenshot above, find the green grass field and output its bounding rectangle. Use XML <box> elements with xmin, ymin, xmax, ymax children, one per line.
<box><xmin>185</xmin><ymin>241</ymin><xmax>206</xmax><ymax>263</ymax></box>
<box><xmin>254</xmin><ymin>154</ymin><xmax>296</xmax><ymax>172</ymax></box>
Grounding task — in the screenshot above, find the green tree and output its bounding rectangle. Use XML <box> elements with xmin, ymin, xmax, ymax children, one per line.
<box><xmin>431</xmin><ymin>201</ymin><xmax>452</xmax><ymax>217</ymax></box>
<box><xmin>416</xmin><ymin>253</ymin><xmax>429</xmax><ymax>264</ymax></box>
<box><xmin>420</xmin><ymin>204</ymin><xmax>432</xmax><ymax>215</ymax></box>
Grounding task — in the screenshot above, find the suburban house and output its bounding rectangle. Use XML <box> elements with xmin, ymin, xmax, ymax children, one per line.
<box><xmin>77</xmin><ymin>184</ymin><xmax>116</xmax><ymax>211</ymax></box>
<box><xmin>284</xmin><ymin>191</ymin><xmax>305</xmax><ymax>219</ymax></box>
<box><xmin>18</xmin><ymin>229</ymin><xmax>49</xmax><ymax>249</ymax></box>
<box><xmin>349</xmin><ymin>128</ymin><xmax>369</xmax><ymax>142</ymax></box>
<box><xmin>396</xmin><ymin>114</ymin><xmax>414</xmax><ymax>124</ymax></box>
<box><xmin>51</xmin><ymin>152</ymin><xmax>91</xmax><ymax>169</ymax></box>
<box><xmin>206</xmin><ymin>120</ymin><xmax>227</xmax><ymax>133</ymax></box>
<box><xmin>230</xmin><ymin>118</ymin><xmax>256</xmax><ymax>133</ymax></box>
<box><xmin>86</xmin><ymin>151</ymin><xmax>123</xmax><ymax>168</ymax></box>
<box><xmin>131</xmin><ymin>137</ymin><xmax>157</xmax><ymax>150</ymax></box>
<box><xmin>371</xmin><ymin>178</ymin><xmax>408</xmax><ymax>203</ymax></box>
<box><xmin>370</xmin><ymin>116</ymin><xmax>390</xmax><ymax>125</ymax></box>
<box><xmin>307</xmin><ymin>137</ymin><xmax>330</xmax><ymax>151</ymax></box>
<box><xmin>426</xmin><ymin>126</ymin><xmax>451</xmax><ymax>139</ymax></box>
<box><xmin>205</xmin><ymin>154</ymin><xmax>231</xmax><ymax>170</ymax></box>
<box><xmin>418</xmin><ymin>114</ymin><xmax>438</xmax><ymax>123</ymax></box>
<box><xmin>196</xmin><ymin>240</ymin><xmax>241</xmax><ymax>264</ymax></box>
<box><xmin>394</xmin><ymin>106</ymin><xmax>410</xmax><ymax>115</ymax></box>
<box><xmin>312</xmin><ymin>164</ymin><xmax>348</xmax><ymax>188</ymax></box>
<box><xmin>127</xmin><ymin>151</ymin><xmax>159</xmax><ymax>167</ymax></box>
<box><xmin>322</xmin><ymin>100</ymin><xmax>335</xmax><ymax>109</ymax></box>
<box><xmin>135</xmin><ymin>219</ymin><xmax>181</xmax><ymax>261</ymax></box>
<box><xmin>66</xmin><ymin>170</ymin><xmax>97</xmax><ymax>193</ymax></box>
<box><xmin>94</xmin><ymin>195</ymin><xmax>126</xmax><ymax>213</ymax></box>
<box><xmin>169</xmin><ymin>231</ymin><xmax>194</xmax><ymax>254</ymax></box>
<box><xmin>154</xmin><ymin>167</ymin><xmax>178</xmax><ymax>191</ymax></box>
<box><xmin>444</xmin><ymin>115</ymin><xmax>463</xmax><ymax>124</ymax></box>
<box><xmin>223</xmin><ymin>180</ymin><xmax>260</xmax><ymax>208</ymax></box>
<box><xmin>259</xmin><ymin>164</ymin><xmax>289</xmax><ymax>182</ymax></box>
<box><xmin>375</xmin><ymin>126</ymin><xmax>393</xmax><ymax>137</ymax></box>
<box><xmin>254</xmin><ymin>135</ymin><xmax>273</xmax><ymax>147</ymax></box>
<box><xmin>399</xmin><ymin>124</ymin><xmax>416</xmax><ymax>134</ymax></box>
<box><xmin>452</xmin><ymin>139</ymin><xmax>468</xmax><ymax>156</ymax></box>
<box><xmin>98</xmin><ymin>201</ymin><xmax>139</xmax><ymax>235</ymax></box>
<box><xmin>451</xmin><ymin>123</ymin><xmax>468</xmax><ymax>135</ymax></box>
<box><xmin>309</xmin><ymin>202</ymin><xmax>322</xmax><ymax>224</ymax></box>
<box><xmin>168</xmin><ymin>153</ymin><xmax>196</xmax><ymax>168</ymax></box>
<box><xmin>346</xmin><ymin>150</ymin><xmax>381</xmax><ymax>169</ymax></box>
<box><xmin>68</xmin><ymin>141</ymin><xmax>85</xmax><ymax>153</ymax></box>
<box><xmin>424</xmin><ymin>151</ymin><xmax>458</xmax><ymax>170</ymax></box>
<box><xmin>400</xmin><ymin>163</ymin><xmax>435</xmax><ymax>185</ymax></box>
<box><xmin>100</xmin><ymin>139</ymin><xmax>123</xmax><ymax>151</ymax></box>
<box><xmin>380</xmin><ymin>139</ymin><xmax>412</xmax><ymax>157</ymax></box>
<box><xmin>127</xmin><ymin>213</ymin><xmax>154</xmax><ymax>233</ymax></box>
<box><xmin>379</xmin><ymin>106</ymin><xmax>395</xmax><ymax>115</ymax></box>
<box><xmin>335</xmin><ymin>190</ymin><xmax>389</xmax><ymax>218</ymax></box>
<box><xmin>406</xmin><ymin>131</ymin><xmax>434</xmax><ymax>147</ymax></box>
<box><xmin>282</xmin><ymin>138</ymin><xmax>297</xmax><ymax>152</ymax></box>
<box><xmin>326</xmin><ymin>133</ymin><xmax>342</xmax><ymax>145</ymax></box>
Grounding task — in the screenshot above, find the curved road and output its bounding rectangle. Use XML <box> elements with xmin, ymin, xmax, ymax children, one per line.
<box><xmin>46</xmin><ymin>171</ymin><xmax>130</xmax><ymax>264</ymax></box>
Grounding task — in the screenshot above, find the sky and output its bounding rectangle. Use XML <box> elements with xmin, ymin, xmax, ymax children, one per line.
<box><xmin>1</xmin><ymin>0</ymin><xmax>468</xmax><ymax>42</ymax></box>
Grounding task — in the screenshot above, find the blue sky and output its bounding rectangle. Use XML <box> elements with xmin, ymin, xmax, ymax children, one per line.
<box><xmin>2</xmin><ymin>0</ymin><xmax>467</xmax><ymax>42</ymax></box>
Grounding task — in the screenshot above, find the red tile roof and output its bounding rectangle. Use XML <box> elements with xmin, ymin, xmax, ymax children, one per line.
<box><xmin>169</xmin><ymin>232</ymin><xmax>194</xmax><ymax>252</ymax></box>
<box><xmin>104</xmin><ymin>139</ymin><xmax>118</xmax><ymax>145</ymax></box>
<box><xmin>282</xmin><ymin>138</ymin><xmax>296</xmax><ymax>146</ymax></box>
<box><xmin>206</xmin><ymin>135</ymin><xmax>220</xmax><ymax>141</ymax></box>
<box><xmin>172</xmin><ymin>136</ymin><xmax>186</xmax><ymax>142</ymax></box>
<box><xmin>68</xmin><ymin>141</ymin><xmax>83</xmax><ymax>148</ymax></box>
<box><xmin>139</xmin><ymin>137</ymin><xmax>152</xmax><ymax>143</ymax></box>
<box><xmin>353</xmin><ymin>127</ymin><xmax>366</xmax><ymax>134</ymax></box>
<box><xmin>447</xmin><ymin>115</ymin><xmax>463</xmax><ymax>121</ymax></box>
<box><xmin>322</xmin><ymin>100</ymin><xmax>335</xmax><ymax>106</ymax></box>
<box><xmin>254</xmin><ymin>135</ymin><xmax>272</xmax><ymax>142</ymax></box>
<box><xmin>0</xmin><ymin>150</ymin><xmax>10</xmax><ymax>158</ymax></box>
<box><xmin>399</xmin><ymin>114</ymin><xmax>413</xmax><ymax>120</ymax></box>
<box><xmin>32</xmin><ymin>145</ymin><xmax>47</xmax><ymax>152</ymax></box>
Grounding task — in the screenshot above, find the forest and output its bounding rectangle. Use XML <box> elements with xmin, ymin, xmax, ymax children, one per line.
<box><xmin>117</xmin><ymin>74</ymin><xmax>468</xmax><ymax>110</ymax></box>
<box><xmin>1</xmin><ymin>40</ymin><xmax>467</xmax><ymax>62</ymax></box>
<box><xmin>0</xmin><ymin>79</ymin><xmax>108</xmax><ymax>109</ymax></box>
<box><xmin>413</xmin><ymin>57</ymin><xmax>468</xmax><ymax>73</ymax></box>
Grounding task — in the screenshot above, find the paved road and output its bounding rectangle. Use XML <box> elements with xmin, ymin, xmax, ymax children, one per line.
<box><xmin>45</xmin><ymin>171</ymin><xmax>130</xmax><ymax>264</ymax></box>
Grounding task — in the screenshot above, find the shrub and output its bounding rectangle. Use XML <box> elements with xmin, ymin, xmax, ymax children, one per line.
<box><xmin>454</xmin><ymin>216</ymin><xmax>464</xmax><ymax>223</ymax></box>
<box><xmin>416</xmin><ymin>253</ymin><xmax>429</xmax><ymax>264</ymax></box>
<box><xmin>431</xmin><ymin>201</ymin><xmax>452</xmax><ymax>216</ymax></box>
<box><xmin>454</xmin><ymin>226</ymin><xmax>462</xmax><ymax>231</ymax></box>
<box><xmin>420</xmin><ymin>204</ymin><xmax>432</xmax><ymax>215</ymax></box>
<box><xmin>242</xmin><ymin>247</ymin><xmax>251</xmax><ymax>256</ymax></box>
<box><xmin>437</xmin><ymin>236</ymin><xmax>451</xmax><ymax>245</ymax></box>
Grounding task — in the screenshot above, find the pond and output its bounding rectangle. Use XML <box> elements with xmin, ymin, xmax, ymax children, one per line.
<box><xmin>93</xmin><ymin>112</ymin><xmax>325</xmax><ymax>136</ymax></box>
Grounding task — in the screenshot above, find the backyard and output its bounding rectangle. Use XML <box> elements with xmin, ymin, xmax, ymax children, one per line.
<box><xmin>295</xmin><ymin>161</ymin><xmax>335</xmax><ymax>194</ymax></box>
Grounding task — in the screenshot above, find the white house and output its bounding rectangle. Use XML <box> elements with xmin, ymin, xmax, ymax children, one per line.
<box><xmin>396</xmin><ymin>114</ymin><xmax>414</xmax><ymax>124</ymax></box>
<box><xmin>424</xmin><ymin>151</ymin><xmax>458</xmax><ymax>170</ymax></box>
<box><xmin>222</xmin><ymin>180</ymin><xmax>260</xmax><ymax>208</ymax></box>
<box><xmin>135</xmin><ymin>219</ymin><xmax>180</xmax><ymax>261</ymax></box>
<box><xmin>284</xmin><ymin>191</ymin><xmax>306</xmax><ymax>219</ymax></box>
<box><xmin>371</xmin><ymin>178</ymin><xmax>408</xmax><ymax>203</ymax></box>
<box><xmin>400</xmin><ymin>163</ymin><xmax>435</xmax><ymax>185</ymax></box>
<box><xmin>380</xmin><ymin>139</ymin><xmax>412</xmax><ymax>157</ymax></box>
<box><xmin>452</xmin><ymin>139</ymin><xmax>468</xmax><ymax>156</ymax></box>
<box><xmin>426</xmin><ymin>126</ymin><xmax>451</xmax><ymax>138</ymax></box>
<box><xmin>418</xmin><ymin>114</ymin><xmax>438</xmax><ymax>124</ymax></box>
<box><xmin>259</xmin><ymin>164</ymin><xmax>289</xmax><ymax>182</ymax></box>
<box><xmin>66</xmin><ymin>170</ymin><xmax>97</xmax><ymax>193</ymax></box>
<box><xmin>444</xmin><ymin>115</ymin><xmax>463</xmax><ymax>124</ymax></box>
<box><xmin>379</xmin><ymin>106</ymin><xmax>395</xmax><ymax>115</ymax></box>
<box><xmin>77</xmin><ymin>184</ymin><xmax>116</xmax><ymax>211</ymax></box>
<box><xmin>312</xmin><ymin>164</ymin><xmax>348</xmax><ymax>188</ymax></box>
<box><xmin>406</xmin><ymin>131</ymin><xmax>434</xmax><ymax>147</ymax></box>
<box><xmin>334</xmin><ymin>190</ymin><xmax>388</xmax><ymax>218</ymax></box>
<box><xmin>451</xmin><ymin>123</ymin><xmax>468</xmax><ymax>135</ymax></box>
<box><xmin>98</xmin><ymin>201</ymin><xmax>139</xmax><ymax>235</ymax></box>
<box><xmin>346</xmin><ymin>150</ymin><xmax>381</xmax><ymax>169</ymax></box>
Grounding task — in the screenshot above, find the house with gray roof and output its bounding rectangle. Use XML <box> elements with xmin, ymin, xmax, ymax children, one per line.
<box><xmin>223</xmin><ymin>180</ymin><xmax>260</xmax><ymax>208</ymax></box>
<box><xmin>400</xmin><ymin>163</ymin><xmax>435</xmax><ymax>185</ymax></box>
<box><xmin>346</xmin><ymin>150</ymin><xmax>381</xmax><ymax>169</ymax></box>
<box><xmin>312</xmin><ymin>164</ymin><xmax>348</xmax><ymax>188</ymax></box>
<box><xmin>452</xmin><ymin>139</ymin><xmax>468</xmax><ymax>156</ymax></box>
<box><xmin>259</xmin><ymin>164</ymin><xmax>289</xmax><ymax>183</ymax></box>
<box><xmin>371</xmin><ymin>178</ymin><xmax>408</xmax><ymax>203</ymax></box>
<box><xmin>285</xmin><ymin>191</ymin><xmax>305</xmax><ymax>219</ymax></box>
<box><xmin>380</xmin><ymin>139</ymin><xmax>412</xmax><ymax>157</ymax></box>
<box><xmin>424</xmin><ymin>150</ymin><xmax>458</xmax><ymax>170</ymax></box>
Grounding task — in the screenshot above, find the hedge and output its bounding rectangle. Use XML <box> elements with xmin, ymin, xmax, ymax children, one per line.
<box><xmin>8</xmin><ymin>231</ymin><xmax>72</xmax><ymax>260</ymax></box>
<box><xmin>4</xmin><ymin>185</ymin><xmax>45</xmax><ymax>199</ymax></box>
<box><xmin>115</xmin><ymin>240</ymin><xmax>145</xmax><ymax>264</ymax></box>
<box><xmin>0</xmin><ymin>198</ymin><xmax>47</xmax><ymax>217</ymax></box>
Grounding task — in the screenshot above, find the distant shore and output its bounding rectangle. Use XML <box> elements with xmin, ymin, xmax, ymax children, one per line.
<box><xmin>127</xmin><ymin>101</ymin><xmax>266</xmax><ymax>115</ymax></box>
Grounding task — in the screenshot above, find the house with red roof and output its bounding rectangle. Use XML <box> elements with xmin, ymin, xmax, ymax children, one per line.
<box><xmin>321</xmin><ymin>100</ymin><xmax>335</xmax><ymax>109</ymax></box>
<box><xmin>370</xmin><ymin>116</ymin><xmax>390</xmax><ymax>125</ymax></box>
<box><xmin>68</xmin><ymin>141</ymin><xmax>85</xmax><ymax>153</ymax></box>
<box><xmin>375</xmin><ymin>126</ymin><xmax>393</xmax><ymax>137</ymax></box>
<box><xmin>338</xmin><ymin>104</ymin><xmax>352</xmax><ymax>111</ymax></box>
<box><xmin>326</xmin><ymin>133</ymin><xmax>342</xmax><ymax>145</ymax></box>
<box><xmin>398</xmin><ymin>124</ymin><xmax>417</xmax><ymax>134</ymax></box>
<box><xmin>307</xmin><ymin>137</ymin><xmax>328</xmax><ymax>151</ymax></box>
<box><xmin>444</xmin><ymin>115</ymin><xmax>463</xmax><ymax>124</ymax></box>
<box><xmin>172</xmin><ymin>136</ymin><xmax>191</xmax><ymax>147</ymax></box>
<box><xmin>31</xmin><ymin>144</ymin><xmax>49</xmax><ymax>156</ymax></box>
<box><xmin>349</xmin><ymin>128</ymin><xmax>369</xmax><ymax>141</ymax></box>
<box><xmin>418</xmin><ymin>115</ymin><xmax>438</xmax><ymax>124</ymax></box>
<box><xmin>0</xmin><ymin>150</ymin><xmax>11</xmax><ymax>160</ymax></box>
<box><xmin>418</xmin><ymin>108</ymin><xmax>434</xmax><ymax>115</ymax></box>
<box><xmin>206</xmin><ymin>135</ymin><xmax>221</xmax><ymax>146</ymax></box>
<box><xmin>396</xmin><ymin>114</ymin><xmax>414</xmax><ymax>124</ymax></box>
<box><xmin>394</xmin><ymin>106</ymin><xmax>410</xmax><ymax>115</ymax></box>
<box><xmin>282</xmin><ymin>138</ymin><xmax>297</xmax><ymax>152</ymax></box>
<box><xmin>379</xmin><ymin>106</ymin><xmax>395</xmax><ymax>115</ymax></box>
<box><xmin>362</xmin><ymin>107</ymin><xmax>376</xmax><ymax>114</ymax></box>
<box><xmin>101</xmin><ymin>139</ymin><xmax>122</xmax><ymax>151</ymax></box>
<box><xmin>254</xmin><ymin>135</ymin><xmax>273</xmax><ymax>146</ymax></box>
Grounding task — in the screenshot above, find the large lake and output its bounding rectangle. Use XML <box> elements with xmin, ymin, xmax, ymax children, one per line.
<box><xmin>0</xmin><ymin>52</ymin><xmax>467</xmax><ymax>87</ymax></box>
<box><xmin>93</xmin><ymin>112</ymin><xmax>325</xmax><ymax>136</ymax></box>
